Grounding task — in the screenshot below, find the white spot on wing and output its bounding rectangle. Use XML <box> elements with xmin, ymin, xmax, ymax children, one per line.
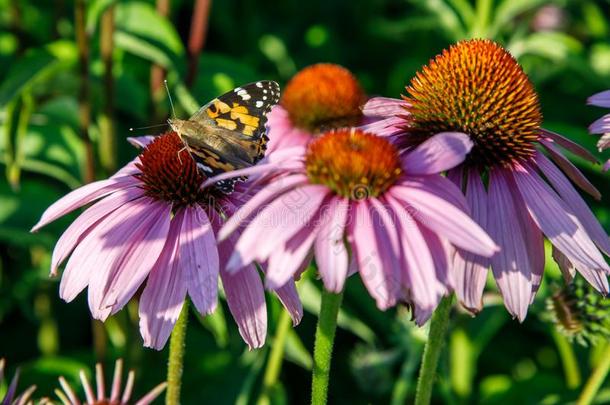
<box><xmin>256</xmin><ymin>101</ymin><xmax>264</xmax><ymax>107</ymax></box>
<box><xmin>256</xmin><ymin>82</ymin><xmax>263</xmax><ymax>88</ymax></box>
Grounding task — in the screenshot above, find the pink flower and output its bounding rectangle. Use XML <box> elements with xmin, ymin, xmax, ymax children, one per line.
<box><xmin>362</xmin><ymin>39</ymin><xmax>610</xmax><ymax>320</ymax></box>
<box><xmin>588</xmin><ymin>89</ymin><xmax>610</xmax><ymax>171</ymax></box>
<box><xmin>266</xmin><ymin>63</ymin><xmax>367</xmax><ymax>154</ymax></box>
<box><xmin>55</xmin><ymin>359</ymin><xmax>166</xmax><ymax>405</ymax></box>
<box><xmin>32</xmin><ymin>132</ymin><xmax>302</xmax><ymax>349</ymax></box>
<box><xmin>205</xmin><ymin>128</ymin><xmax>498</xmax><ymax>322</ymax></box>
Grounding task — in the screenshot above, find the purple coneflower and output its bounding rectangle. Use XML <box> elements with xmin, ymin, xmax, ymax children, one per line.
<box><xmin>0</xmin><ymin>359</ymin><xmax>37</xmax><ymax>405</ymax></box>
<box><xmin>32</xmin><ymin>132</ymin><xmax>302</xmax><ymax>349</ymax></box>
<box><xmin>588</xmin><ymin>89</ymin><xmax>610</xmax><ymax>170</ymax></box>
<box><xmin>266</xmin><ymin>63</ymin><xmax>367</xmax><ymax>153</ymax></box>
<box><xmin>362</xmin><ymin>39</ymin><xmax>610</xmax><ymax>320</ymax></box>
<box><xmin>205</xmin><ymin>128</ymin><xmax>498</xmax><ymax>320</ymax></box>
<box><xmin>55</xmin><ymin>358</ymin><xmax>166</xmax><ymax>405</ymax></box>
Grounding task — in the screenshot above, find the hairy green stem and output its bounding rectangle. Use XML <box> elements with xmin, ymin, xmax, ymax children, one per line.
<box><xmin>258</xmin><ymin>309</ymin><xmax>293</xmax><ymax>405</ymax></box>
<box><xmin>414</xmin><ymin>295</ymin><xmax>453</xmax><ymax>405</ymax></box>
<box><xmin>576</xmin><ymin>343</ymin><xmax>610</xmax><ymax>405</ymax></box>
<box><xmin>311</xmin><ymin>290</ymin><xmax>344</xmax><ymax>405</ymax></box>
<box><xmin>166</xmin><ymin>301</ymin><xmax>189</xmax><ymax>405</ymax></box>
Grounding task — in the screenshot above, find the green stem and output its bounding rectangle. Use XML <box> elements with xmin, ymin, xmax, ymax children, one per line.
<box><xmin>414</xmin><ymin>295</ymin><xmax>453</xmax><ymax>405</ymax></box>
<box><xmin>576</xmin><ymin>343</ymin><xmax>610</xmax><ymax>405</ymax></box>
<box><xmin>258</xmin><ymin>309</ymin><xmax>293</xmax><ymax>405</ymax></box>
<box><xmin>551</xmin><ymin>329</ymin><xmax>581</xmax><ymax>389</ymax></box>
<box><xmin>166</xmin><ymin>301</ymin><xmax>189</xmax><ymax>405</ymax></box>
<box><xmin>311</xmin><ymin>290</ymin><xmax>344</xmax><ymax>405</ymax></box>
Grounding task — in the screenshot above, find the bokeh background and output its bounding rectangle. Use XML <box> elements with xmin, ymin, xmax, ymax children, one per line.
<box><xmin>1</xmin><ymin>0</ymin><xmax>610</xmax><ymax>403</ymax></box>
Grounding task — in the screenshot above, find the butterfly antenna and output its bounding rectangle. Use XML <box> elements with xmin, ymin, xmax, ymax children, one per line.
<box><xmin>129</xmin><ymin>123</ymin><xmax>168</xmax><ymax>132</ymax></box>
<box><xmin>164</xmin><ymin>79</ymin><xmax>177</xmax><ymax>118</ymax></box>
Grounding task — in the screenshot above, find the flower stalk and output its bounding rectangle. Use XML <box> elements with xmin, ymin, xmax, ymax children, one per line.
<box><xmin>414</xmin><ymin>295</ymin><xmax>453</xmax><ymax>405</ymax></box>
<box><xmin>166</xmin><ymin>300</ymin><xmax>189</xmax><ymax>405</ymax></box>
<box><xmin>258</xmin><ymin>309</ymin><xmax>293</xmax><ymax>405</ymax></box>
<box><xmin>311</xmin><ymin>289</ymin><xmax>344</xmax><ymax>405</ymax></box>
<box><xmin>576</xmin><ymin>342</ymin><xmax>610</xmax><ymax>405</ymax></box>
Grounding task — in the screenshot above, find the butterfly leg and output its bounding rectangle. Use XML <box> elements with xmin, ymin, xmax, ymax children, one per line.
<box><xmin>176</xmin><ymin>145</ymin><xmax>189</xmax><ymax>165</ymax></box>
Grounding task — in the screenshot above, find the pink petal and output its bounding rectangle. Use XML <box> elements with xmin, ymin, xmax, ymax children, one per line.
<box><xmin>266</xmin><ymin>106</ymin><xmax>312</xmax><ymax>154</ymax></box>
<box><xmin>512</xmin><ymin>163</ymin><xmax>610</xmax><ymax>294</ymax></box>
<box><xmin>400</xmin><ymin>174</ymin><xmax>469</xmax><ymax>211</ymax></box>
<box><xmin>402</xmin><ymin>132</ymin><xmax>473</xmax><ymax>175</ymax></box>
<box><xmin>598</xmin><ymin>133</ymin><xmax>610</xmax><ymax>152</ymax></box>
<box><xmin>487</xmin><ymin>169</ymin><xmax>533</xmax><ymax>321</ymax></box>
<box><xmin>552</xmin><ymin>246</ymin><xmax>576</xmax><ymax>282</ymax></box>
<box><xmin>32</xmin><ymin>175</ymin><xmax>139</xmax><ymax>232</ymax></box>
<box><xmin>385</xmin><ymin>195</ymin><xmax>442</xmax><ymax>312</ymax></box>
<box><xmin>536</xmin><ymin>151</ymin><xmax>610</xmax><ymax>256</ymax></box>
<box><xmin>50</xmin><ymin>186</ymin><xmax>144</xmax><ymax>276</ymax></box>
<box><xmin>362</xmin><ymin>97</ymin><xmax>409</xmax><ymax>116</ymax></box>
<box><xmin>451</xmin><ymin>171</ymin><xmax>489</xmax><ymax>312</ymax></box>
<box><xmin>139</xmin><ymin>215</ymin><xmax>187</xmax><ymax>350</ymax></box>
<box><xmin>588</xmin><ymin>90</ymin><xmax>610</xmax><ymax>107</ymax></box>
<box><xmin>101</xmin><ymin>202</ymin><xmax>172</xmax><ymax>314</ymax></box>
<box><xmin>540</xmin><ymin>128</ymin><xmax>598</xmax><ymax>163</ymax></box>
<box><xmin>227</xmin><ymin>185</ymin><xmax>328</xmax><ymax>270</ymax></box>
<box><xmin>540</xmin><ymin>139</ymin><xmax>601</xmax><ymax>200</ymax></box>
<box><xmin>180</xmin><ymin>206</ymin><xmax>219</xmax><ymax>316</ymax></box>
<box><xmin>349</xmin><ymin>201</ymin><xmax>399</xmax><ymax>310</ymax></box>
<box><xmin>273</xmin><ymin>280</ymin><xmax>304</xmax><ymax>326</ymax></box>
<box><xmin>390</xmin><ymin>185</ymin><xmax>498</xmax><ymax>257</ymax></box>
<box><xmin>218</xmin><ymin>174</ymin><xmax>308</xmax><ymax>241</ymax></box>
<box><xmin>315</xmin><ymin>197</ymin><xmax>350</xmax><ymax>292</ymax></box>
<box><xmin>220</xmin><ymin>265</ymin><xmax>267</xmax><ymax>349</ymax></box>
<box><xmin>589</xmin><ymin>114</ymin><xmax>610</xmax><ymax>134</ymax></box>
<box><xmin>358</xmin><ymin>116</ymin><xmax>405</xmax><ymax>137</ymax></box>
<box><xmin>127</xmin><ymin>136</ymin><xmax>156</xmax><ymax>149</ymax></box>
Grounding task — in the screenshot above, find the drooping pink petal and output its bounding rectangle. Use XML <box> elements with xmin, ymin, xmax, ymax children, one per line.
<box><xmin>390</xmin><ymin>185</ymin><xmax>498</xmax><ymax>257</ymax></box>
<box><xmin>218</xmin><ymin>174</ymin><xmax>308</xmax><ymax>241</ymax></box>
<box><xmin>220</xmin><ymin>265</ymin><xmax>267</xmax><ymax>349</ymax></box>
<box><xmin>512</xmin><ymin>163</ymin><xmax>610</xmax><ymax>293</ymax></box>
<box><xmin>588</xmin><ymin>90</ymin><xmax>610</xmax><ymax>107</ymax></box>
<box><xmin>385</xmin><ymin>195</ymin><xmax>442</xmax><ymax>312</ymax></box>
<box><xmin>31</xmin><ymin>175</ymin><xmax>140</xmax><ymax>232</ymax></box>
<box><xmin>400</xmin><ymin>174</ymin><xmax>469</xmax><ymax>211</ymax></box>
<box><xmin>540</xmin><ymin>128</ymin><xmax>598</xmax><ymax>163</ymax></box>
<box><xmin>552</xmin><ymin>246</ymin><xmax>576</xmax><ymax>282</ymax></box>
<box><xmin>589</xmin><ymin>114</ymin><xmax>610</xmax><ymax>134</ymax></box>
<box><xmin>358</xmin><ymin>116</ymin><xmax>406</xmax><ymax>137</ymax></box>
<box><xmin>127</xmin><ymin>135</ymin><xmax>156</xmax><ymax>149</ymax></box>
<box><xmin>451</xmin><ymin>171</ymin><xmax>489</xmax><ymax>312</ymax></box>
<box><xmin>179</xmin><ymin>205</ymin><xmax>219</xmax><ymax>316</ymax></box>
<box><xmin>487</xmin><ymin>169</ymin><xmax>533</xmax><ymax>321</ymax></box>
<box><xmin>402</xmin><ymin>132</ymin><xmax>473</xmax><ymax>175</ymax></box>
<box><xmin>101</xmin><ymin>202</ymin><xmax>172</xmax><ymax>314</ymax></box>
<box><xmin>349</xmin><ymin>201</ymin><xmax>399</xmax><ymax>310</ymax></box>
<box><xmin>139</xmin><ymin>214</ymin><xmax>187</xmax><ymax>350</ymax></box>
<box><xmin>540</xmin><ymin>139</ymin><xmax>601</xmax><ymax>200</ymax></box>
<box><xmin>273</xmin><ymin>280</ymin><xmax>304</xmax><ymax>326</ymax></box>
<box><xmin>266</xmin><ymin>106</ymin><xmax>312</xmax><ymax>153</ymax></box>
<box><xmin>536</xmin><ymin>151</ymin><xmax>610</xmax><ymax>256</ymax></box>
<box><xmin>50</xmin><ymin>187</ymin><xmax>145</xmax><ymax>276</ymax></box>
<box><xmin>362</xmin><ymin>97</ymin><xmax>409</xmax><ymax>116</ymax></box>
<box><xmin>598</xmin><ymin>133</ymin><xmax>610</xmax><ymax>152</ymax></box>
<box><xmin>227</xmin><ymin>185</ymin><xmax>328</xmax><ymax>270</ymax></box>
<box><xmin>315</xmin><ymin>197</ymin><xmax>349</xmax><ymax>292</ymax></box>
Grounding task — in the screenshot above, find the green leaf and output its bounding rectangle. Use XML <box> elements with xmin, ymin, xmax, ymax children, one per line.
<box><xmin>284</xmin><ymin>328</ymin><xmax>313</xmax><ymax>370</ymax></box>
<box><xmin>195</xmin><ymin>303</ymin><xmax>229</xmax><ymax>348</ymax></box>
<box><xmin>0</xmin><ymin>49</ymin><xmax>56</xmax><ymax>108</ymax></box>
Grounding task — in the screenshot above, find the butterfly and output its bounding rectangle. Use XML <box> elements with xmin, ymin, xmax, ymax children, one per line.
<box><xmin>168</xmin><ymin>81</ymin><xmax>280</xmax><ymax>192</ymax></box>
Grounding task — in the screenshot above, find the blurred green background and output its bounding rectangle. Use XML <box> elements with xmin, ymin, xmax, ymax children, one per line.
<box><xmin>1</xmin><ymin>0</ymin><xmax>610</xmax><ymax>403</ymax></box>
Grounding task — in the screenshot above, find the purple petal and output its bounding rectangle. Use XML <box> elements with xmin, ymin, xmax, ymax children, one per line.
<box><xmin>400</xmin><ymin>174</ymin><xmax>469</xmax><ymax>211</ymax></box>
<box><xmin>139</xmin><ymin>214</ymin><xmax>187</xmax><ymax>350</ymax></box>
<box><xmin>540</xmin><ymin>139</ymin><xmax>601</xmax><ymax>200</ymax></box>
<box><xmin>31</xmin><ymin>175</ymin><xmax>139</xmax><ymax>232</ymax></box>
<box><xmin>127</xmin><ymin>135</ymin><xmax>157</xmax><ymax>149</ymax></box>
<box><xmin>178</xmin><ymin>206</ymin><xmax>219</xmax><ymax>315</ymax></box>
<box><xmin>452</xmin><ymin>171</ymin><xmax>489</xmax><ymax>312</ymax></box>
<box><xmin>536</xmin><ymin>151</ymin><xmax>610</xmax><ymax>256</ymax></box>
<box><xmin>349</xmin><ymin>201</ymin><xmax>399</xmax><ymax>310</ymax></box>
<box><xmin>552</xmin><ymin>246</ymin><xmax>576</xmax><ymax>282</ymax></box>
<box><xmin>598</xmin><ymin>133</ymin><xmax>610</xmax><ymax>151</ymax></box>
<box><xmin>390</xmin><ymin>185</ymin><xmax>498</xmax><ymax>257</ymax></box>
<box><xmin>273</xmin><ymin>281</ymin><xmax>304</xmax><ymax>326</ymax></box>
<box><xmin>358</xmin><ymin>116</ymin><xmax>406</xmax><ymax>137</ymax></box>
<box><xmin>218</xmin><ymin>174</ymin><xmax>308</xmax><ymax>241</ymax></box>
<box><xmin>50</xmin><ymin>187</ymin><xmax>144</xmax><ymax>276</ymax></box>
<box><xmin>512</xmin><ymin>163</ymin><xmax>610</xmax><ymax>293</ymax></box>
<box><xmin>221</xmin><ymin>265</ymin><xmax>267</xmax><ymax>349</ymax></box>
<box><xmin>588</xmin><ymin>90</ymin><xmax>610</xmax><ymax>107</ymax></box>
<box><xmin>228</xmin><ymin>185</ymin><xmax>328</xmax><ymax>270</ymax></box>
<box><xmin>487</xmin><ymin>169</ymin><xmax>533</xmax><ymax>321</ymax></box>
<box><xmin>589</xmin><ymin>114</ymin><xmax>610</xmax><ymax>134</ymax></box>
<box><xmin>402</xmin><ymin>132</ymin><xmax>473</xmax><ymax>175</ymax></box>
<box><xmin>315</xmin><ymin>197</ymin><xmax>350</xmax><ymax>292</ymax></box>
<box><xmin>362</xmin><ymin>97</ymin><xmax>408</xmax><ymax>116</ymax></box>
<box><xmin>540</xmin><ymin>128</ymin><xmax>598</xmax><ymax>163</ymax></box>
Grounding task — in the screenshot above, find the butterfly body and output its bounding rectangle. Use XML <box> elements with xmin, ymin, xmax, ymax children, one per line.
<box><xmin>170</xmin><ymin>81</ymin><xmax>280</xmax><ymax>180</ymax></box>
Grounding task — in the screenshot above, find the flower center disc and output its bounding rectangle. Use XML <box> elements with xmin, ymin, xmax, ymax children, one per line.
<box><xmin>136</xmin><ymin>132</ymin><xmax>215</xmax><ymax>207</ymax></box>
<box><xmin>404</xmin><ymin>39</ymin><xmax>543</xmax><ymax>168</ymax></box>
<box><xmin>305</xmin><ymin>129</ymin><xmax>402</xmax><ymax>199</ymax></box>
<box><xmin>281</xmin><ymin>63</ymin><xmax>366</xmax><ymax>132</ymax></box>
